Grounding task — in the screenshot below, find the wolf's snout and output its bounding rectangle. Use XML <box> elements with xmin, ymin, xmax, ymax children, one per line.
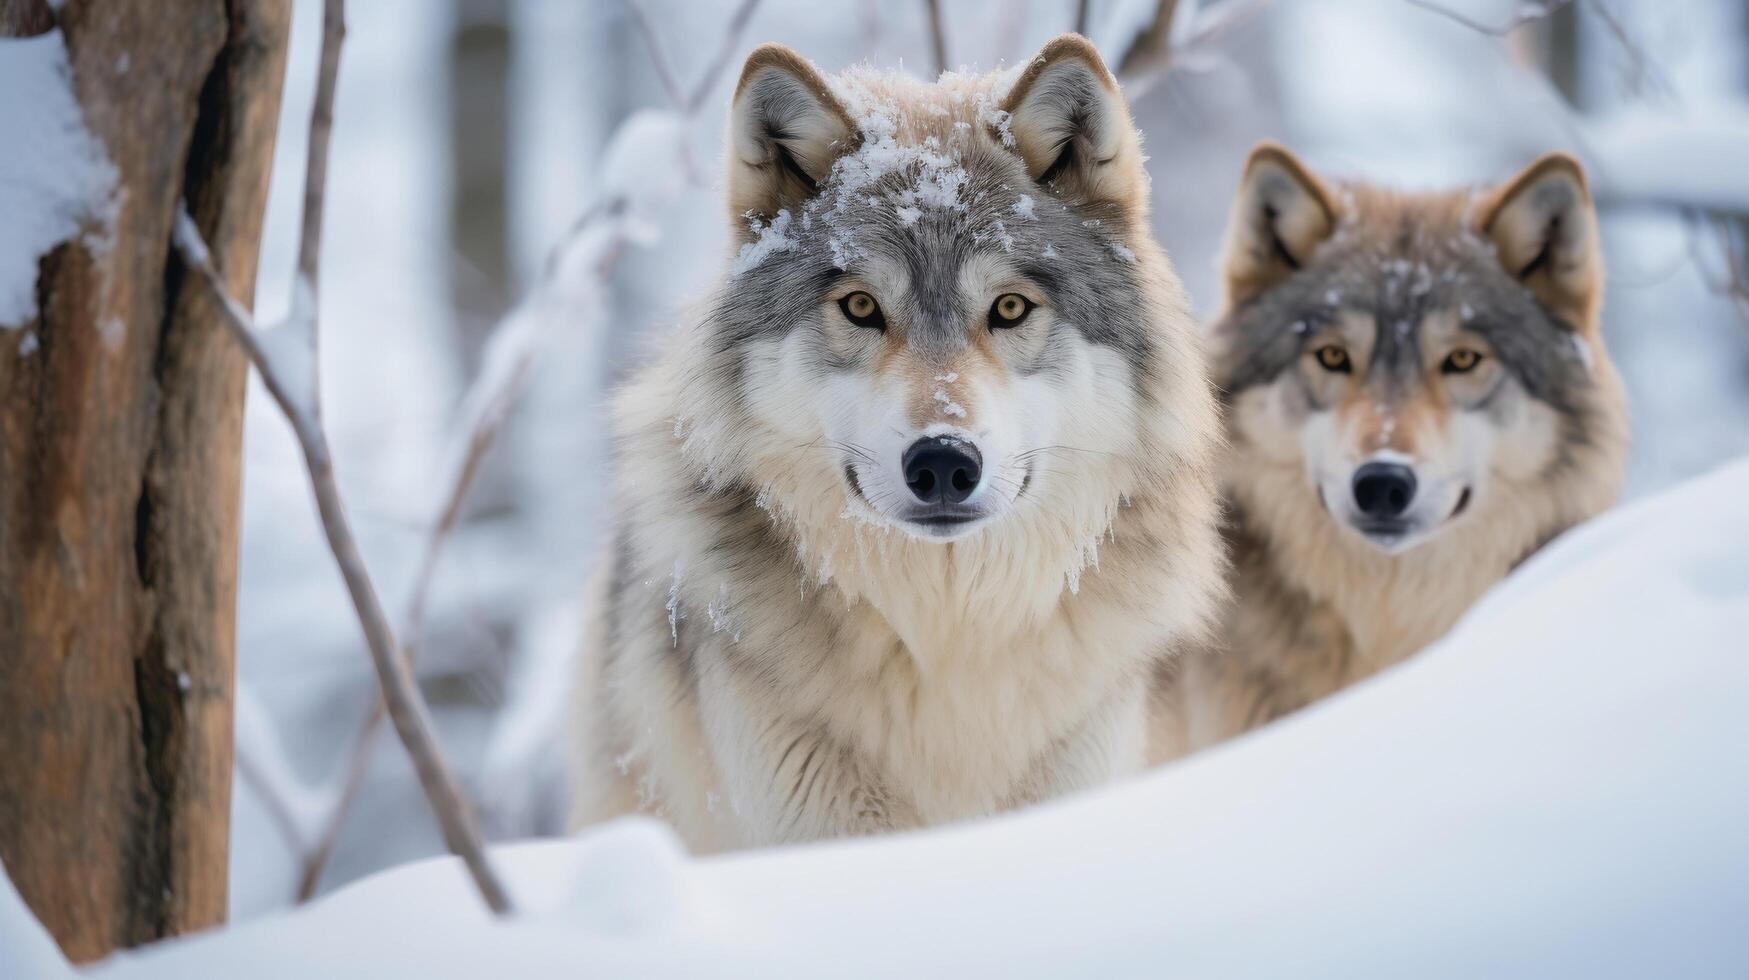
<box><xmin>1352</xmin><ymin>462</ymin><xmax>1417</xmax><ymax>519</ymax></box>
<box><xmin>902</xmin><ymin>437</ymin><xmax>982</xmax><ymax>504</ymax></box>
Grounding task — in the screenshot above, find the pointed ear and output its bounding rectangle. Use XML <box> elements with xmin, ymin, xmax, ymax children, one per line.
<box><xmin>1001</xmin><ymin>34</ymin><xmax>1143</xmax><ymax>208</ymax></box>
<box><xmin>1220</xmin><ymin>142</ymin><xmax>1339</xmax><ymax>306</ymax></box>
<box><xmin>1476</xmin><ymin>152</ymin><xmax>1602</xmax><ymax>330</ymax></box>
<box><xmin>727</xmin><ymin>43</ymin><xmax>858</xmax><ymax>225</ymax></box>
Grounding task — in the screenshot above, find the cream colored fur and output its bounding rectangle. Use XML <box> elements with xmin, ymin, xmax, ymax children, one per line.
<box><xmin>571</xmin><ymin>38</ymin><xmax>1224</xmax><ymax>851</ymax></box>
<box><xmin>1152</xmin><ymin>148</ymin><xmax>1629</xmax><ymax>761</ymax></box>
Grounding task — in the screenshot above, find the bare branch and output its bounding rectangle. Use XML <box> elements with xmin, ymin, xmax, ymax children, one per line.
<box><xmin>1115</xmin><ymin>0</ymin><xmax>1183</xmax><ymax>77</ymax></box>
<box><xmin>687</xmin><ymin>0</ymin><xmax>761</xmax><ymax>113</ymax></box>
<box><xmin>174</xmin><ymin>0</ymin><xmax>514</xmax><ymax>916</ymax></box>
<box><xmin>1402</xmin><ymin>0</ymin><xmax>1575</xmax><ymax>36</ymax></box>
<box><xmin>921</xmin><ymin>0</ymin><xmax>948</xmax><ymax>77</ymax></box>
<box><xmin>1115</xmin><ymin>0</ymin><xmax>1270</xmax><ymax>100</ymax></box>
<box><xmin>1583</xmin><ymin>0</ymin><xmax>1661</xmax><ymax>98</ymax></box>
<box><xmin>293</xmin><ymin>706</ymin><xmax>373</xmax><ymax>899</ymax></box>
<box><xmin>234</xmin><ymin>745</ymin><xmax>310</xmax><ymax>859</ymax></box>
<box><xmin>623</xmin><ymin>0</ymin><xmax>687</xmax><ymax>110</ymax></box>
<box><xmin>1686</xmin><ymin>210</ymin><xmax>1749</xmax><ymax>326</ymax></box>
<box><xmin>290</xmin><ymin>0</ymin><xmax>764</xmax><ymax>903</ymax></box>
<box><xmin>298</xmin><ymin>0</ymin><xmax>344</xmax><ymax>298</ymax></box>
<box><xmin>176</xmin><ymin>208</ymin><xmax>514</xmax><ymax>915</ymax></box>
<box><xmin>1073</xmin><ymin>0</ymin><xmax>1092</xmax><ymax>37</ymax></box>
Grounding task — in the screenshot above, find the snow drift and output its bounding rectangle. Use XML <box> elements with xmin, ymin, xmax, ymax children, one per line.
<box><xmin>8</xmin><ymin>456</ymin><xmax>1746</xmax><ymax>978</ymax></box>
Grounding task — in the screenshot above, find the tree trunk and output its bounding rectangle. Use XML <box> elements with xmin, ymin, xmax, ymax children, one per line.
<box><xmin>0</xmin><ymin>0</ymin><xmax>289</xmax><ymax>962</ymax></box>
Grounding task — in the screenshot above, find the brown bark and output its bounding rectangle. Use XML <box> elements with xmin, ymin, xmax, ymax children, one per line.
<box><xmin>0</xmin><ymin>0</ymin><xmax>289</xmax><ymax>962</ymax></box>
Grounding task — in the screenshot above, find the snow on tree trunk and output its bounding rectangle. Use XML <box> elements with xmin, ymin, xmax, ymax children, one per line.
<box><xmin>0</xmin><ymin>0</ymin><xmax>289</xmax><ymax>962</ymax></box>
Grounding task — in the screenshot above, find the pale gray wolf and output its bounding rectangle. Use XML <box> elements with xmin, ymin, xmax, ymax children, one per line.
<box><xmin>569</xmin><ymin>36</ymin><xmax>1225</xmax><ymax>851</ymax></box>
<box><xmin>1151</xmin><ymin>144</ymin><xmax>1629</xmax><ymax>761</ymax></box>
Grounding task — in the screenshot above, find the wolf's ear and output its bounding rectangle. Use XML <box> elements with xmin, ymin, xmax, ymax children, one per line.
<box><xmin>1220</xmin><ymin>142</ymin><xmax>1338</xmax><ymax>306</ymax></box>
<box><xmin>1477</xmin><ymin>152</ymin><xmax>1602</xmax><ymax>330</ymax></box>
<box><xmin>727</xmin><ymin>43</ymin><xmax>858</xmax><ymax>225</ymax></box>
<box><xmin>1001</xmin><ymin>35</ymin><xmax>1143</xmax><ymax>208</ymax></box>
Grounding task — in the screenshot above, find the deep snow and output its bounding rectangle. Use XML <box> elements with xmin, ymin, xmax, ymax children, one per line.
<box><xmin>14</xmin><ymin>455</ymin><xmax>1736</xmax><ymax>979</ymax></box>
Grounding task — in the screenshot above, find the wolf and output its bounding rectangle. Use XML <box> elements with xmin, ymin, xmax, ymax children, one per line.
<box><xmin>1151</xmin><ymin>144</ymin><xmax>1629</xmax><ymax>760</ymax></box>
<box><xmin>569</xmin><ymin>36</ymin><xmax>1225</xmax><ymax>851</ymax></box>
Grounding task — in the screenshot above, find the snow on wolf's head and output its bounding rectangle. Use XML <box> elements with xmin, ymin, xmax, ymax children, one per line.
<box><xmin>674</xmin><ymin>35</ymin><xmax>1209</xmax><ymax>578</ymax></box>
<box><xmin>1215</xmin><ymin>144</ymin><xmax>1627</xmax><ymax>559</ymax></box>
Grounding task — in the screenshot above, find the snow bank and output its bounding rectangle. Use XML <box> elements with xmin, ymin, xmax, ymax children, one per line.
<box><xmin>0</xmin><ymin>30</ymin><xmax>118</xmax><ymax>329</ymax></box>
<box><xmin>22</xmin><ymin>457</ymin><xmax>1748</xmax><ymax>976</ymax></box>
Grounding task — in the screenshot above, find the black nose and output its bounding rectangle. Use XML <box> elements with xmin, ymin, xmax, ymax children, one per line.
<box><xmin>1352</xmin><ymin>462</ymin><xmax>1417</xmax><ymax>519</ymax></box>
<box><xmin>902</xmin><ymin>437</ymin><xmax>982</xmax><ymax>504</ymax></box>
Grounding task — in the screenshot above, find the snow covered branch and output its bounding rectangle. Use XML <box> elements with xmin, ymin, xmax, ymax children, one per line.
<box><xmin>287</xmin><ymin>0</ymin><xmax>763</xmax><ymax>901</ymax></box>
<box><xmin>173</xmin><ymin>0</ymin><xmax>513</xmax><ymax>917</ymax></box>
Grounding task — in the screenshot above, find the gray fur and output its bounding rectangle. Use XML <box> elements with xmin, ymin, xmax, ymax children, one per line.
<box><xmin>1222</xmin><ymin>226</ymin><xmax>1592</xmax><ymax>417</ymax></box>
<box><xmin>714</xmin><ymin>148</ymin><xmax>1159</xmax><ymax>398</ymax></box>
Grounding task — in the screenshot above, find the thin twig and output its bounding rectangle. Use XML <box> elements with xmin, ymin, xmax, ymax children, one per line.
<box><xmin>624</xmin><ymin>0</ymin><xmax>687</xmax><ymax>110</ymax></box>
<box><xmin>1583</xmin><ymin>0</ymin><xmax>1662</xmax><ymax>98</ymax></box>
<box><xmin>1072</xmin><ymin>0</ymin><xmax>1091</xmax><ymax>37</ymax></box>
<box><xmin>921</xmin><ymin>0</ymin><xmax>948</xmax><ymax>76</ymax></box>
<box><xmin>176</xmin><ymin>0</ymin><xmax>514</xmax><ymax>916</ymax></box>
<box><xmin>289</xmin><ymin>0</ymin><xmax>764</xmax><ymax>902</ymax></box>
<box><xmin>1401</xmin><ymin>0</ymin><xmax>1577</xmax><ymax>37</ymax></box>
<box><xmin>235</xmin><ymin>747</ymin><xmax>310</xmax><ymax>858</ymax></box>
<box><xmin>1116</xmin><ymin>0</ymin><xmax>1183</xmax><ymax>77</ymax></box>
<box><xmin>176</xmin><ymin>218</ymin><xmax>515</xmax><ymax>915</ymax></box>
<box><xmin>1115</xmin><ymin>0</ymin><xmax>1269</xmax><ymax>99</ymax></box>
<box><xmin>298</xmin><ymin>0</ymin><xmax>343</xmax><ymax>300</ymax></box>
<box><xmin>293</xmin><ymin>333</ymin><xmax>526</xmax><ymax>902</ymax></box>
<box><xmin>1685</xmin><ymin>210</ymin><xmax>1749</xmax><ymax>325</ymax></box>
<box><xmin>687</xmin><ymin>0</ymin><xmax>761</xmax><ymax>113</ymax></box>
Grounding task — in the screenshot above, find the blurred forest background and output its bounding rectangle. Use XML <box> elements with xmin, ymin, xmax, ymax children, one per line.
<box><xmin>230</xmin><ymin>0</ymin><xmax>1749</xmax><ymax>918</ymax></box>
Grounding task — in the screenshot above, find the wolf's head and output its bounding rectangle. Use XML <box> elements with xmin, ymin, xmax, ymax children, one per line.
<box><xmin>1215</xmin><ymin>144</ymin><xmax>1622</xmax><ymax>557</ymax></box>
<box><xmin>674</xmin><ymin>36</ymin><xmax>1209</xmax><ymax>568</ymax></box>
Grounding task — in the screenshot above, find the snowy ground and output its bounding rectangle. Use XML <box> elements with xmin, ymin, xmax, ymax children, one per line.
<box><xmin>2</xmin><ymin>0</ymin><xmax>1736</xmax><ymax>957</ymax></box>
<box><xmin>4</xmin><ymin>455</ymin><xmax>1736</xmax><ymax>978</ymax></box>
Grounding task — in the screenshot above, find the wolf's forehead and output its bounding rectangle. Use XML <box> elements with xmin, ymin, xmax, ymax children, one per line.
<box><xmin>807</xmin><ymin>142</ymin><xmax>1066</xmax><ymax>274</ymax></box>
<box><xmin>829</xmin><ymin>66</ymin><xmax>1022</xmax><ymax>143</ymax></box>
<box><xmin>1224</xmin><ymin>226</ymin><xmax>1587</xmax><ymax>410</ymax></box>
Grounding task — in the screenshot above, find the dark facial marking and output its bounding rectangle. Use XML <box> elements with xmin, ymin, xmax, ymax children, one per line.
<box><xmin>1220</xmin><ymin>214</ymin><xmax>1590</xmax><ymax>418</ymax></box>
<box><xmin>706</xmin><ymin>132</ymin><xmax>1161</xmax><ymax>403</ymax></box>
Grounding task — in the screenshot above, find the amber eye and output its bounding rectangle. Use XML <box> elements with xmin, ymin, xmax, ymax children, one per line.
<box><xmin>990</xmin><ymin>293</ymin><xmax>1033</xmax><ymax>328</ymax></box>
<box><xmin>1442</xmin><ymin>348</ymin><xmax>1484</xmax><ymax>374</ymax></box>
<box><xmin>1314</xmin><ymin>345</ymin><xmax>1351</xmax><ymax>373</ymax></box>
<box><xmin>839</xmin><ymin>291</ymin><xmax>885</xmax><ymax>330</ymax></box>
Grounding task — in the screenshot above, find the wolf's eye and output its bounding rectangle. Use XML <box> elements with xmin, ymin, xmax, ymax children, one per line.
<box><xmin>839</xmin><ymin>291</ymin><xmax>885</xmax><ymax>330</ymax></box>
<box><xmin>1314</xmin><ymin>345</ymin><xmax>1351</xmax><ymax>373</ymax></box>
<box><xmin>990</xmin><ymin>293</ymin><xmax>1033</xmax><ymax>328</ymax></box>
<box><xmin>1442</xmin><ymin>348</ymin><xmax>1484</xmax><ymax>374</ymax></box>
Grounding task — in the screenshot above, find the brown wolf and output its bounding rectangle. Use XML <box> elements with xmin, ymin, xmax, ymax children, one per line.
<box><xmin>1153</xmin><ymin>144</ymin><xmax>1629</xmax><ymax>760</ymax></box>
